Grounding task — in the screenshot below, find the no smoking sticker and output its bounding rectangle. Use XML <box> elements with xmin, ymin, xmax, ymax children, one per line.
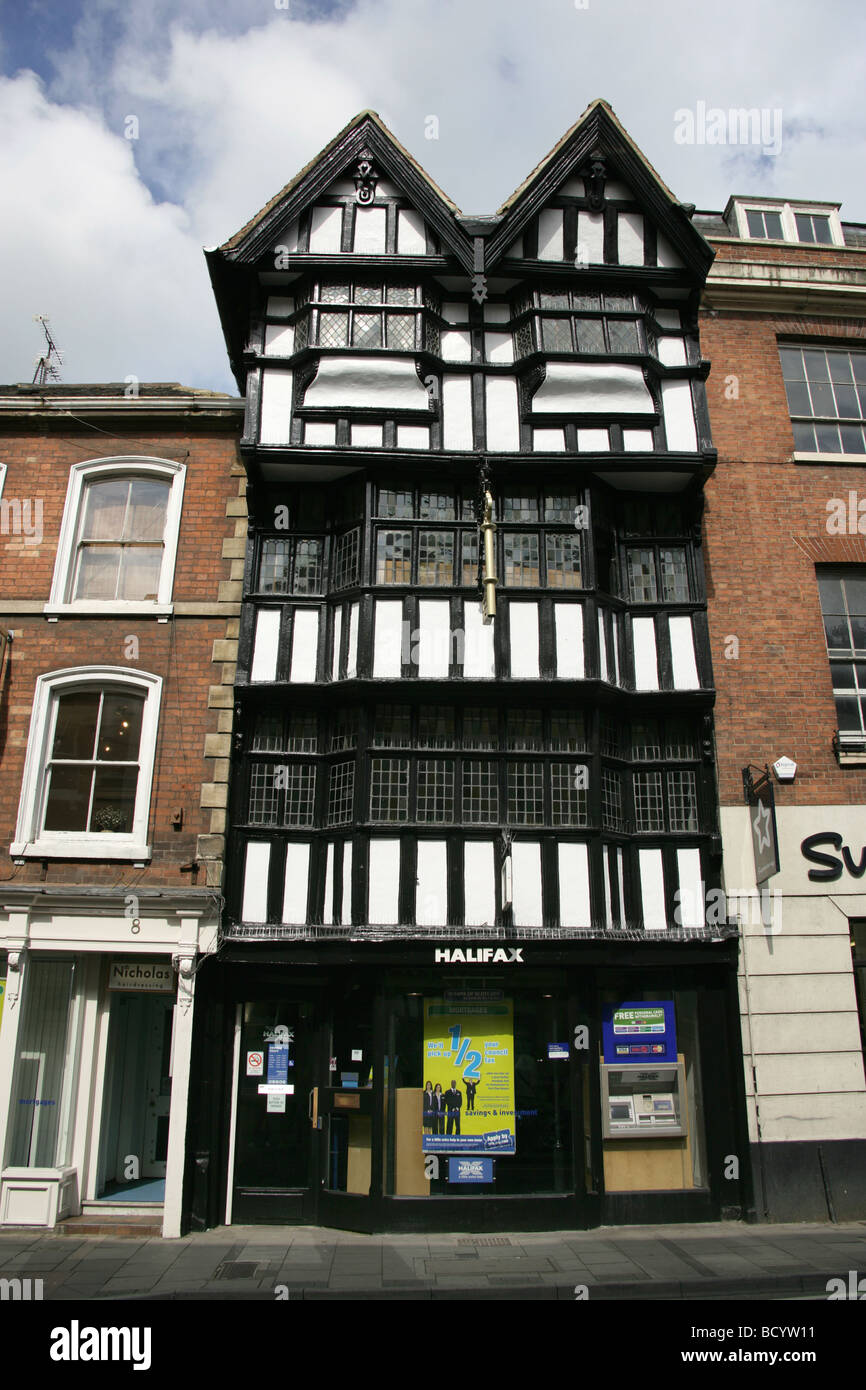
<box><xmin>246</xmin><ymin>1051</ymin><xmax>264</xmax><ymax>1076</ymax></box>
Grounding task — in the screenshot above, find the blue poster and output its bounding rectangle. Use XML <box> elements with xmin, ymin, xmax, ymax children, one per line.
<box><xmin>602</xmin><ymin>1001</ymin><xmax>677</xmax><ymax>1064</ymax></box>
<box><xmin>267</xmin><ymin>1045</ymin><xmax>289</xmax><ymax>1084</ymax></box>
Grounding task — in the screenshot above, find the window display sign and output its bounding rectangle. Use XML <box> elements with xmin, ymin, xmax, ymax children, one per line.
<box><xmin>448</xmin><ymin>1157</ymin><xmax>494</xmax><ymax>1183</ymax></box>
<box><xmin>602</xmin><ymin>1000</ymin><xmax>677</xmax><ymax>1064</ymax></box>
<box><xmin>422</xmin><ymin>996</ymin><xmax>516</xmax><ymax>1154</ymax></box>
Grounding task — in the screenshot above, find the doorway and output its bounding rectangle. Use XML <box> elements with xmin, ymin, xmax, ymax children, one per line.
<box><xmin>229</xmin><ymin>999</ymin><xmax>319</xmax><ymax>1224</ymax></box>
<box><xmin>99</xmin><ymin>991</ymin><xmax>174</xmax><ymax>1201</ymax></box>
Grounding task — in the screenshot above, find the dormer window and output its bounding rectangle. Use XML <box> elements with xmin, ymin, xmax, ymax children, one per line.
<box><xmin>733</xmin><ymin>200</ymin><xmax>843</xmax><ymax>247</ymax></box>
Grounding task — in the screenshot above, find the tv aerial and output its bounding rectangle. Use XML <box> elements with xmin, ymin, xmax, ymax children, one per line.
<box><xmin>32</xmin><ymin>315</ymin><xmax>63</xmax><ymax>384</ymax></box>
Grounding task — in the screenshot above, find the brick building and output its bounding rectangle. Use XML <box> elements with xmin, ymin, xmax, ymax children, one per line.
<box><xmin>186</xmin><ymin>101</ymin><xmax>752</xmax><ymax>1234</ymax></box>
<box><xmin>696</xmin><ymin>200</ymin><xmax>866</xmax><ymax>1219</ymax></box>
<box><xmin>0</xmin><ymin>383</ymin><xmax>243</xmax><ymax>1233</ymax></box>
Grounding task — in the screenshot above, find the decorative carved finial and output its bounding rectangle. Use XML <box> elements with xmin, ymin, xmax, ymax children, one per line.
<box><xmin>582</xmin><ymin>149</ymin><xmax>607</xmax><ymax>212</ymax></box>
<box><xmin>354</xmin><ymin>149</ymin><xmax>379</xmax><ymax>205</ymax></box>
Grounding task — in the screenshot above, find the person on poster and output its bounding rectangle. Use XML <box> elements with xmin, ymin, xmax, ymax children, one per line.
<box><xmin>422</xmin><ymin>1080</ymin><xmax>434</xmax><ymax>1132</ymax></box>
<box><xmin>463</xmin><ymin>1074</ymin><xmax>480</xmax><ymax>1112</ymax></box>
<box><xmin>432</xmin><ymin>1082</ymin><xmax>445</xmax><ymax>1135</ymax></box>
<box><xmin>444</xmin><ymin>1079</ymin><xmax>463</xmax><ymax>1135</ymax></box>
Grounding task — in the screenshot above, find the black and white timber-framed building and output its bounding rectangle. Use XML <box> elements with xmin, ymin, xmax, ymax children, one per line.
<box><xmin>185</xmin><ymin>100</ymin><xmax>750</xmax><ymax>1233</ymax></box>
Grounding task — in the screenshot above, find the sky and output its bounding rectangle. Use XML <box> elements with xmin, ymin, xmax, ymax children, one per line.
<box><xmin>1</xmin><ymin>0</ymin><xmax>864</xmax><ymax>395</ymax></box>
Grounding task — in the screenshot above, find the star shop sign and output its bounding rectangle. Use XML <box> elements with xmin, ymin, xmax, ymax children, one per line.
<box><xmin>747</xmin><ymin>774</ymin><xmax>780</xmax><ymax>884</ymax></box>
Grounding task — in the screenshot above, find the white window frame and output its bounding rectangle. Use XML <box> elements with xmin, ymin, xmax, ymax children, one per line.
<box><xmin>44</xmin><ymin>457</ymin><xmax>186</xmax><ymax>617</ymax></box>
<box><xmin>732</xmin><ymin>200</ymin><xmax>844</xmax><ymax>247</ymax></box>
<box><xmin>11</xmin><ymin>666</ymin><xmax>162</xmax><ymax>860</ymax></box>
<box><xmin>0</xmin><ymin>461</ymin><xmax>6</xmax><ymax>499</ymax></box>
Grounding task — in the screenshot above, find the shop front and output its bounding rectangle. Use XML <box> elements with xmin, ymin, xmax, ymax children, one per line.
<box><xmin>0</xmin><ymin>890</ymin><xmax>216</xmax><ymax>1234</ymax></box>
<box><xmin>187</xmin><ymin>936</ymin><xmax>749</xmax><ymax>1233</ymax></box>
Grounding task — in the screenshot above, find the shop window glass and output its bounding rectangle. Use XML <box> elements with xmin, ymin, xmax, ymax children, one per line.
<box><xmin>9</xmin><ymin>960</ymin><xmax>77</xmax><ymax>1167</ymax></box>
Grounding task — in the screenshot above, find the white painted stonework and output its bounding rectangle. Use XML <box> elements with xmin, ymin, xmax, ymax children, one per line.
<box><xmin>721</xmin><ymin>804</ymin><xmax>866</xmax><ymax>1145</ymax></box>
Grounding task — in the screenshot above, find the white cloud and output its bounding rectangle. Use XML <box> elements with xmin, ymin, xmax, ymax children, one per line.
<box><xmin>0</xmin><ymin>70</ymin><xmax>231</xmax><ymax>389</ymax></box>
<box><xmin>2</xmin><ymin>0</ymin><xmax>864</xmax><ymax>389</ymax></box>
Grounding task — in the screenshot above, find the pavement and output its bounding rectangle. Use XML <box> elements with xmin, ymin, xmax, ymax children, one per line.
<box><xmin>1</xmin><ymin>1219</ymin><xmax>865</xmax><ymax>1300</ymax></box>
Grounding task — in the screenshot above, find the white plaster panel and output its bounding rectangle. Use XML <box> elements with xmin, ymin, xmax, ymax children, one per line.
<box><xmin>656</xmin><ymin>308</ymin><xmax>682</xmax><ymax>331</ymax></box>
<box><xmin>603</xmin><ymin>846</ymin><xmax>613</xmax><ymax>927</ymax></box>
<box><xmin>533</xmin><ymin>429</ymin><xmax>565</xmax><ymax>452</ymax></box>
<box><xmin>676</xmin><ymin>847</ymin><xmax>704</xmax><ymax>928</ymax></box>
<box><xmin>417</xmin><ymin>600</ymin><xmax>451</xmax><ymax>678</ymax></box>
<box><xmin>622</xmin><ymin>429</ymin><xmax>654</xmax><ymax>452</ymax></box>
<box><xmin>485</xmin><ymin>377</ymin><xmax>520</xmax><ymax>451</ymax></box>
<box><xmin>484</xmin><ymin>304</ymin><xmax>510</xmax><ymax>324</ymax></box>
<box><xmin>597</xmin><ymin>611</ymin><xmax>609</xmax><ymax>681</ymax></box>
<box><xmin>554</xmin><ymin>602</ymin><xmax>584</xmax><ymax>678</ymax></box>
<box><xmin>617</xmin><ymin>212</ymin><xmax>645</xmax><ymax>265</ymax></box>
<box><xmin>639</xmin><ymin>848</ymin><xmax>667</xmax><ymax>930</ymax></box>
<box><xmin>558</xmin><ymin>843</ymin><xmax>591</xmax><ymax>927</ymax></box>
<box><xmin>443</xmin><ymin>301</ymin><xmax>470</xmax><ymax>323</ymax></box>
<box><xmin>264</xmin><ymin>323</ymin><xmax>295</xmax><ymax>356</ymax></box>
<box><xmin>397</xmin><ymin>425</ymin><xmax>430</xmax><ymax>449</ymax></box>
<box><xmin>289</xmin><ymin>609</ymin><xmax>319</xmax><ymax>683</ymax></box>
<box><xmin>537</xmin><ymin>208</ymin><xmax>564</xmax><ymax>261</ymax></box>
<box><xmin>669</xmin><ymin>615</ymin><xmax>700</xmax><ymax>689</ymax></box>
<box><xmin>259</xmin><ymin>369</ymin><xmax>294</xmax><ymax>445</ymax></box>
<box><xmin>512</xmin><ymin>841</ymin><xmax>543</xmax><ymax>926</ymax></box>
<box><xmin>505</xmin><ymin>236</ymin><xmax>523</xmax><ymax>258</ymax></box>
<box><xmin>304</xmin><ymin>357</ymin><xmax>428</xmax><ymax>409</ymax></box>
<box><xmin>658</xmin><ymin>336</ymin><xmax>687</xmax><ymax>367</ymax></box>
<box><xmin>509</xmin><ymin>603</ymin><xmax>539</xmax><ymax>678</ymax></box>
<box><xmin>331</xmin><ymin>608</ymin><xmax>342</xmax><ymax>680</ymax></box>
<box><xmin>485</xmin><ymin>332</ymin><xmax>513</xmax><ymax>364</ymax></box>
<box><xmin>632</xmin><ymin>616</ymin><xmax>659</xmax><ymax>690</ymax></box>
<box><xmin>464</xmin><ymin>841</ymin><xmax>496</xmax><ymax>925</ymax></box>
<box><xmin>577</xmin><ymin>428</ymin><xmax>609</xmax><ymax>451</ymax></box>
<box><xmin>657</xmin><ymin>233</ymin><xmax>683</xmax><ymax>268</ymax></box>
<box><xmin>416</xmin><ymin>840</ymin><xmax>448</xmax><ymax>925</ymax></box>
<box><xmin>397</xmin><ymin>208</ymin><xmax>426</xmax><ymax>254</ymax></box>
<box><xmin>250</xmin><ymin>608</ymin><xmax>280</xmax><ymax>682</ymax></box>
<box><xmin>267</xmin><ymin>296</ymin><xmax>295</xmax><ymax>319</ymax></box>
<box><xmin>577</xmin><ymin>211</ymin><xmax>605</xmax><ymax>263</ymax></box>
<box><xmin>324</xmin><ymin>842</ymin><xmax>335</xmax><ymax>923</ymax></box>
<box><xmin>533</xmin><ymin>362</ymin><xmax>653</xmax><ymax>413</ymax></box>
<box><xmin>282</xmin><ymin>842</ymin><xmax>311</xmax><ymax>923</ymax></box>
<box><xmin>304</xmin><ymin>421</ymin><xmax>336</xmax><ymax>446</ymax></box>
<box><xmin>462</xmin><ymin>601</ymin><xmax>495</xmax><ymax>678</ymax></box>
<box><xmin>442</xmin><ymin>375</ymin><xmax>474</xmax><ymax>450</ymax></box>
<box><xmin>351</xmin><ymin>423</ymin><xmax>383</xmax><ymax>447</ymax></box>
<box><xmin>368</xmin><ymin>839</ymin><xmax>401</xmax><ymax>924</ymax></box>
<box><xmin>341</xmin><ymin>842</ymin><xmax>353</xmax><ymax>924</ymax></box>
<box><xmin>277</xmin><ymin>221</ymin><xmax>299</xmax><ymax>253</ymax></box>
<box><xmin>242</xmin><ymin>841</ymin><xmax>271</xmax><ymax>922</ymax></box>
<box><xmin>603</xmin><ymin>180</ymin><xmax>633</xmax><ymax>200</ymax></box>
<box><xmin>308</xmin><ymin>205</ymin><xmax>343</xmax><ymax>252</ymax></box>
<box><xmin>441</xmin><ymin>330</ymin><xmax>472</xmax><ymax>363</ymax></box>
<box><xmin>373</xmin><ymin>599</ymin><xmax>403</xmax><ymax>678</ymax></box>
<box><xmin>611</xmin><ymin>612</ymin><xmax>621</xmax><ymax>685</ymax></box>
<box><xmin>347</xmin><ymin>601</ymin><xmax>359</xmax><ymax>678</ymax></box>
<box><xmin>353</xmin><ymin>206</ymin><xmax>387</xmax><ymax>253</ymax></box>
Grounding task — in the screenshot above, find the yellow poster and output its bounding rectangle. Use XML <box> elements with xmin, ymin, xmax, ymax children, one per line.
<box><xmin>421</xmin><ymin>995</ymin><xmax>515</xmax><ymax>1154</ymax></box>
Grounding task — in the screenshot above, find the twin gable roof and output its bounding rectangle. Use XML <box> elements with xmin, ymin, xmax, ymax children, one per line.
<box><xmin>215</xmin><ymin>98</ymin><xmax>712</xmax><ymax>278</ymax></box>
